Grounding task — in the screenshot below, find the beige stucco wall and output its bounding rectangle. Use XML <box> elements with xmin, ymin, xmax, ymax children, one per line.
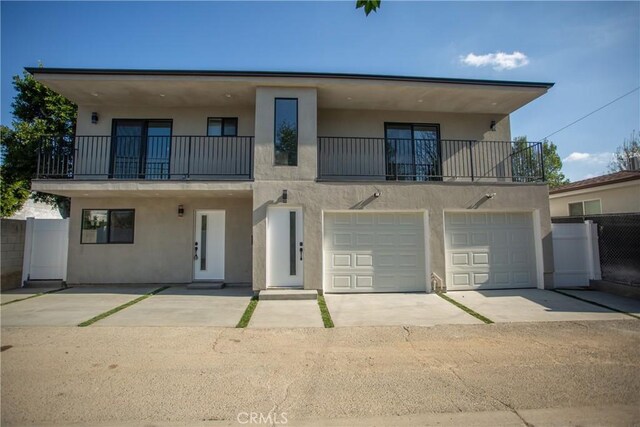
<box><xmin>253</xmin><ymin>87</ymin><xmax>318</xmax><ymax>181</ymax></box>
<box><xmin>252</xmin><ymin>181</ymin><xmax>554</xmax><ymax>292</ymax></box>
<box><xmin>318</xmin><ymin>109</ymin><xmax>510</xmax><ymax>141</ymax></box>
<box><xmin>549</xmin><ymin>181</ymin><xmax>640</xmax><ymax>216</ymax></box>
<box><xmin>76</xmin><ymin>105</ymin><xmax>255</xmax><ymax>136</ymax></box>
<box><xmin>66</xmin><ymin>196</ymin><xmax>252</xmax><ymax>284</ymax></box>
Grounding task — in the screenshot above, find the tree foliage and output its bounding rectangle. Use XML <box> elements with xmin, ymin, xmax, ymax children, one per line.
<box><xmin>512</xmin><ymin>136</ymin><xmax>569</xmax><ymax>188</ymax></box>
<box><xmin>608</xmin><ymin>131</ymin><xmax>639</xmax><ymax>172</ymax></box>
<box><xmin>0</xmin><ymin>71</ymin><xmax>76</xmax><ymax>217</ymax></box>
<box><xmin>356</xmin><ymin>0</ymin><xmax>381</xmax><ymax>16</ymax></box>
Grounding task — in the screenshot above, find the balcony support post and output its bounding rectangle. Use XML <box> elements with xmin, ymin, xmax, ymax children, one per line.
<box><xmin>468</xmin><ymin>140</ymin><xmax>475</xmax><ymax>182</ymax></box>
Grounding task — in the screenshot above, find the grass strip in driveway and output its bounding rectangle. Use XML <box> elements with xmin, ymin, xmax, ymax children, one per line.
<box><xmin>236</xmin><ymin>295</ymin><xmax>259</xmax><ymax>328</ymax></box>
<box><xmin>437</xmin><ymin>292</ymin><xmax>494</xmax><ymax>324</ymax></box>
<box><xmin>553</xmin><ymin>289</ymin><xmax>640</xmax><ymax>320</ymax></box>
<box><xmin>317</xmin><ymin>294</ymin><xmax>334</xmax><ymax>328</ymax></box>
<box><xmin>77</xmin><ymin>286</ymin><xmax>170</xmax><ymax>327</ymax></box>
<box><xmin>1</xmin><ymin>287</ymin><xmax>69</xmax><ymax>306</ymax></box>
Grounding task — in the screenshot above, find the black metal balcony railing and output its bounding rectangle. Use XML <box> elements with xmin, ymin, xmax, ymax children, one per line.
<box><xmin>35</xmin><ymin>136</ymin><xmax>254</xmax><ymax>180</ymax></box>
<box><xmin>317</xmin><ymin>137</ymin><xmax>544</xmax><ymax>182</ymax></box>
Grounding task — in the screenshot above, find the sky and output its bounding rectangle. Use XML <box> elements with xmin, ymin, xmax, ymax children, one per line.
<box><xmin>1</xmin><ymin>1</ymin><xmax>638</xmax><ymax>181</ymax></box>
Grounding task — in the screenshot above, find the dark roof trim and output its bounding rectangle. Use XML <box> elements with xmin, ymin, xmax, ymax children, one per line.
<box><xmin>550</xmin><ymin>172</ymin><xmax>640</xmax><ymax>194</ymax></box>
<box><xmin>24</xmin><ymin>67</ymin><xmax>555</xmax><ymax>89</ymax></box>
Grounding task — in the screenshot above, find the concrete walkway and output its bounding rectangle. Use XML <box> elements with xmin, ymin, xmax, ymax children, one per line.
<box><xmin>557</xmin><ymin>289</ymin><xmax>640</xmax><ymax>317</ymax></box>
<box><xmin>96</xmin><ymin>286</ymin><xmax>253</xmax><ymax>327</ymax></box>
<box><xmin>0</xmin><ymin>286</ymin><xmax>156</xmax><ymax>326</ymax></box>
<box><xmin>446</xmin><ymin>289</ymin><xmax>633</xmax><ymax>323</ymax></box>
<box><xmin>325</xmin><ymin>293</ymin><xmax>483</xmax><ymax>327</ymax></box>
<box><xmin>249</xmin><ymin>300</ymin><xmax>324</xmax><ymax>328</ymax></box>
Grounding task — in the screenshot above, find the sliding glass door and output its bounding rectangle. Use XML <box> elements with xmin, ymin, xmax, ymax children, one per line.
<box><xmin>111</xmin><ymin>120</ymin><xmax>172</xmax><ymax>179</ymax></box>
<box><xmin>385</xmin><ymin>123</ymin><xmax>441</xmax><ymax>181</ymax></box>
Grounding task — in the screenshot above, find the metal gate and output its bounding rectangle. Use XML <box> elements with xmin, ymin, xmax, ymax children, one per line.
<box><xmin>21</xmin><ymin>218</ymin><xmax>69</xmax><ymax>283</ymax></box>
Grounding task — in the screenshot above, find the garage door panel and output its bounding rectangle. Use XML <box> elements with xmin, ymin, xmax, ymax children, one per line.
<box><xmin>355</xmin><ymin>233</ymin><xmax>374</xmax><ymax>246</ymax></box>
<box><xmin>333</xmin><ymin>233</ymin><xmax>352</xmax><ymax>246</ymax></box>
<box><xmin>324</xmin><ymin>212</ymin><xmax>426</xmax><ymax>293</ymax></box>
<box><xmin>332</xmin><ymin>275</ymin><xmax>351</xmax><ymax>289</ymax></box>
<box><xmin>332</xmin><ymin>253</ymin><xmax>352</xmax><ymax>267</ymax></box>
<box><xmin>445</xmin><ymin>212</ymin><xmax>536</xmax><ymax>290</ymax></box>
<box><xmin>355</xmin><ymin>254</ymin><xmax>373</xmax><ymax>267</ymax></box>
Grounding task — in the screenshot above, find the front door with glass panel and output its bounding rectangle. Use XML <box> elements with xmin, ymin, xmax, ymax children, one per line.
<box><xmin>111</xmin><ymin>120</ymin><xmax>172</xmax><ymax>179</ymax></box>
<box><xmin>267</xmin><ymin>207</ymin><xmax>303</xmax><ymax>288</ymax></box>
<box><xmin>385</xmin><ymin>123</ymin><xmax>441</xmax><ymax>181</ymax></box>
<box><xmin>194</xmin><ymin>210</ymin><xmax>225</xmax><ymax>281</ymax></box>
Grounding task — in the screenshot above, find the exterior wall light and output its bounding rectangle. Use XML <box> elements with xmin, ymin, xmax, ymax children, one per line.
<box><xmin>91</xmin><ymin>112</ymin><xmax>99</xmax><ymax>124</ymax></box>
<box><xmin>373</xmin><ymin>192</ymin><xmax>381</xmax><ymax>198</ymax></box>
<box><xmin>490</xmin><ymin>120</ymin><xmax>496</xmax><ymax>131</ymax></box>
<box><xmin>178</xmin><ymin>205</ymin><xmax>185</xmax><ymax>217</ymax></box>
<box><xmin>282</xmin><ymin>189</ymin><xmax>288</xmax><ymax>203</ymax></box>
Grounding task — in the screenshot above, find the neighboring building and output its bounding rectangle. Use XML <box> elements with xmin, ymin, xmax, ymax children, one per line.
<box><xmin>29</xmin><ymin>68</ymin><xmax>554</xmax><ymax>292</ymax></box>
<box><xmin>8</xmin><ymin>198</ymin><xmax>63</xmax><ymax>220</ymax></box>
<box><xmin>549</xmin><ymin>171</ymin><xmax>640</xmax><ymax>217</ymax></box>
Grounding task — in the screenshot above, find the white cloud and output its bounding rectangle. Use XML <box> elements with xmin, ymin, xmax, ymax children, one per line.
<box><xmin>563</xmin><ymin>152</ymin><xmax>613</xmax><ymax>164</ymax></box>
<box><xmin>460</xmin><ymin>51</ymin><xmax>529</xmax><ymax>71</ymax></box>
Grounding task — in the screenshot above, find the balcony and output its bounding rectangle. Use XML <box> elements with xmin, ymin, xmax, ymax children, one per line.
<box><xmin>317</xmin><ymin>137</ymin><xmax>544</xmax><ymax>182</ymax></box>
<box><xmin>35</xmin><ymin>136</ymin><xmax>254</xmax><ymax>180</ymax></box>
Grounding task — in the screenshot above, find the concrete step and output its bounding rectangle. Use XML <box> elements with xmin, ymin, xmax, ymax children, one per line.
<box><xmin>23</xmin><ymin>280</ymin><xmax>66</xmax><ymax>289</ymax></box>
<box><xmin>259</xmin><ymin>289</ymin><xmax>318</xmax><ymax>300</ymax></box>
<box><xmin>187</xmin><ymin>282</ymin><xmax>225</xmax><ymax>290</ymax></box>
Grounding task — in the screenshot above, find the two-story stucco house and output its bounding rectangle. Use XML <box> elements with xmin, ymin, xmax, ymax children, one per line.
<box><xmin>29</xmin><ymin>68</ymin><xmax>555</xmax><ymax>293</ymax></box>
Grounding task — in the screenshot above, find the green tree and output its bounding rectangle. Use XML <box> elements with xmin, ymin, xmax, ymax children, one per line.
<box><xmin>0</xmin><ymin>70</ymin><xmax>77</xmax><ymax>218</ymax></box>
<box><xmin>511</xmin><ymin>136</ymin><xmax>569</xmax><ymax>188</ymax></box>
<box><xmin>275</xmin><ymin>121</ymin><xmax>298</xmax><ymax>166</ymax></box>
<box><xmin>608</xmin><ymin>131</ymin><xmax>639</xmax><ymax>172</ymax></box>
<box><xmin>356</xmin><ymin>0</ymin><xmax>381</xmax><ymax>16</ymax></box>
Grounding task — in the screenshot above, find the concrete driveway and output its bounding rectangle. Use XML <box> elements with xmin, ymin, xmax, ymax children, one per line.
<box><xmin>446</xmin><ymin>289</ymin><xmax>635</xmax><ymax>323</ymax></box>
<box><xmin>324</xmin><ymin>293</ymin><xmax>483</xmax><ymax>327</ymax></box>
<box><xmin>96</xmin><ymin>286</ymin><xmax>253</xmax><ymax>327</ymax></box>
<box><xmin>0</xmin><ymin>286</ymin><xmax>157</xmax><ymax>326</ymax></box>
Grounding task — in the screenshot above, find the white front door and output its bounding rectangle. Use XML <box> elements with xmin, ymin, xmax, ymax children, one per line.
<box><xmin>194</xmin><ymin>210</ymin><xmax>225</xmax><ymax>281</ymax></box>
<box><xmin>267</xmin><ymin>206</ymin><xmax>303</xmax><ymax>288</ymax></box>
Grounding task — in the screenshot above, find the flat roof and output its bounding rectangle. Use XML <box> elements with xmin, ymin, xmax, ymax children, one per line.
<box><xmin>25</xmin><ymin>67</ymin><xmax>555</xmax><ymax>89</ymax></box>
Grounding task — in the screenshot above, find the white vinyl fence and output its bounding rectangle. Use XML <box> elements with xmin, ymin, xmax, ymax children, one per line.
<box><xmin>552</xmin><ymin>221</ymin><xmax>601</xmax><ymax>287</ymax></box>
<box><xmin>21</xmin><ymin>218</ymin><xmax>69</xmax><ymax>284</ymax></box>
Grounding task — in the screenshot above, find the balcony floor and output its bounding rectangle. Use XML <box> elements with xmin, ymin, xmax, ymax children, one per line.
<box><xmin>31</xmin><ymin>179</ymin><xmax>253</xmax><ymax>198</ymax></box>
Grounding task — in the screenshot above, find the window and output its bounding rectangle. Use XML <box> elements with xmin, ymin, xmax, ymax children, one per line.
<box><xmin>82</xmin><ymin>209</ymin><xmax>135</xmax><ymax>244</ymax></box>
<box><xmin>385</xmin><ymin>123</ymin><xmax>441</xmax><ymax>181</ymax></box>
<box><xmin>274</xmin><ymin>98</ymin><xmax>298</xmax><ymax>166</ymax></box>
<box><xmin>207</xmin><ymin>118</ymin><xmax>238</xmax><ymax>136</ymax></box>
<box><xmin>568</xmin><ymin>200</ymin><xmax>602</xmax><ymax>216</ymax></box>
<box><xmin>112</xmin><ymin>120</ymin><xmax>172</xmax><ymax>179</ymax></box>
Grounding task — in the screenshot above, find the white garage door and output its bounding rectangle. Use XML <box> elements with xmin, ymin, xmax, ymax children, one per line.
<box><xmin>324</xmin><ymin>212</ymin><xmax>426</xmax><ymax>293</ymax></box>
<box><xmin>445</xmin><ymin>212</ymin><xmax>537</xmax><ymax>290</ymax></box>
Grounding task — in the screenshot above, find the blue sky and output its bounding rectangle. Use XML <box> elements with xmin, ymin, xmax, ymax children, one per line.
<box><xmin>2</xmin><ymin>1</ymin><xmax>638</xmax><ymax>181</ymax></box>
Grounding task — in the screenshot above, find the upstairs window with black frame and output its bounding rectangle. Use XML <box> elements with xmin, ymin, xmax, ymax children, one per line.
<box><xmin>81</xmin><ymin>209</ymin><xmax>135</xmax><ymax>244</ymax></box>
<box><xmin>385</xmin><ymin>123</ymin><xmax>441</xmax><ymax>181</ymax></box>
<box><xmin>207</xmin><ymin>118</ymin><xmax>238</xmax><ymax>136</ymax></box>
<box><xmin>274</xmin><ymin>98</ymin><xmax>298</xmax><ymax>166</ymax></box>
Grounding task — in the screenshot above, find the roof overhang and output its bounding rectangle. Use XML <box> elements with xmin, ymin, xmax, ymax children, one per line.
<box><xmin>27</xmin><ymin>68</ymin><xmax>554</xmax><ymax>114</ymax></box>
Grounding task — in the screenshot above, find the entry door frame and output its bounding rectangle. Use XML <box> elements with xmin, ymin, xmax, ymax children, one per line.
<box><xmin>193</xmin><ymin>209</ymin><xmax>225</xmax><ymax>281</ymax></box>
<box><xmin>266</xmin><ymin>205</ymin><xmax>304</xmax><ymax>288</ymax></box>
